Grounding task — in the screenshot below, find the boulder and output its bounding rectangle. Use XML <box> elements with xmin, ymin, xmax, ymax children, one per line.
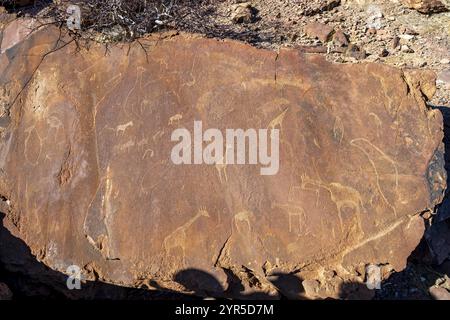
<box><xmin>429</xmin><ymin>286</ymin><xmax>450</xmax><ymax>300</ymax></box>
<box><xmin>400</xmin><ymin>0</ymin><xmax>449</xmax><ymax>13</ymax></box>
<box><xmin>0</xmin><ymin>25</ymin><xmax>445</xmax><ymax>299</ymax></box>
<box><xmin>304</xmin><ymin>22</ymin><xmax>334</xmax><ymax>42</ymax></box>
<box><xmin>230</xmin><ymin>2</ymin><xmax>254</xmax><ymax>24</ymax></box>
<box><xmin>0</xmin><ymin>18</ymin><xmax>40</xmax><ymax>54</ymax></box>
<box><xmin>332</xmin><ymin>29</ymin><xmax>349</xmax><ymax>47</ymax></box>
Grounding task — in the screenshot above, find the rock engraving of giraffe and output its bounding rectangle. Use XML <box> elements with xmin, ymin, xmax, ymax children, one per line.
<box><xmin>163</xmin><ymin>207</ymin><xmax>210</xmax><ymax>265</ymax></box>
<box><xmin>268</xmin><ymin>108</ymin><xmax>289</xmax><ymax>131</ymax></box>
<box><xmin>350</xmin><ymin>138</ymin><xmax>398</xmax><ymax>217</ymax></box>
<box><xmin>301</xmin><ymin>175</ymin><xmax>364</xmax><ymax>237</ymax></box>
<box><xmin>215</xmin><ymin>145</ymin><xmax>233</xmax><ymax>183</ymax></box>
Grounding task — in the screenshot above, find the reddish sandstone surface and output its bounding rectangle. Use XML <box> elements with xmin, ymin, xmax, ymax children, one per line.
<box><xmin>0</xmin><ymin>24</ymin><xmax>445</xmax><ymax>298</ymax></box>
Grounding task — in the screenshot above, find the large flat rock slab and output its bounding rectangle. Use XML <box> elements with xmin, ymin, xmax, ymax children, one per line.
<box><xmin>0</xmin><ymin>26</ymin><xmax>445</xmax><ymax>298</ymax></box>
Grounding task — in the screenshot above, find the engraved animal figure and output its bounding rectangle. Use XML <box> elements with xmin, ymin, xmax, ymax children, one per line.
<box><xmin>168</xmin><ymin>114</ymin><xmax>183</xmax><ymax>126</ymax></box>
<box><xmin>233</xmin><ymin>210</ymin><xmax>254</xmax><ymax>233</ymax></box>
<box><xmin>215</xmin><ymin>145</ymin><xmax>233</xmax><ymax>183</ymax></box>
<box><xmin>288</xmin><ymin>186</ymin><xmax>303</xmax><ymax>203</ymax></box>
<box><xmin>116</xmin><ymin>121</ymin><xmax>133</xmax><ymax>136</ymax></box>
<box><xmin>268</xmin><ymin>108</ymin><xmax>289</xmax><ymax>131</ymax></box>
<box><xmin>47</xmin><ymin>116</ymin><xmax>63</xmax><ymax>132</ymax></box>
<box><xmin>301</xmin><ymin>175</ymin><xmax>364</xmax><ymax>237</ymax></box>
<box><xmin>115</xmin><ymin>140</ymin><xmax>135</xmax><ymax>154</ymax></box>
<box><xmin>163</xmin><ymin>207</ymin><xmax>210</xmax><ymax>265</ymax></box>
<box><xmin>350</xmin><ymin>138</ymin><xmax>398</xmax><ymax>217</ymax></box>
<box><xmin>272</xmin><ymin>203</ymin><xmax>308</xmax><ymax>234</ymax></box>
<box><xmin>368</xmin><ymin>113</ymin><xmax>382</xmax><ymax>138</ymax></box>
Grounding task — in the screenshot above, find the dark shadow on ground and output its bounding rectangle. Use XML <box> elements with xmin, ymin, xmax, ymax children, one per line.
<box><xmin>0</xmin><ymin>212</ymin><xmax>193</xmax><ymax>300</ymax></box>
<box><xmin>0</xmin><ymin>0</ymin><xmax>52</xmax><ymax>15</ymax></box>
<box><xmin>173</xmin><ymin>268</ymin><xmax>307</xmax><ymax>300</ymax></box>
<box><xmin>426</xmin><ymin>106</ymin><xmax>450</xmax><ymax>265</ymax></box>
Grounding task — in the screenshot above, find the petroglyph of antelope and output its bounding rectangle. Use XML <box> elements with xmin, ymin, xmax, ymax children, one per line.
<box><xmin>116</xmin><ymin>121</ymin><xmax>133</xmax><ymax>136</ymax></box>
<box><xmin>272</xmin><ymin>203</ymin><xmax>308</xmax><ymax>234</ymax></box>
<box><xmin>168</xmin><ymin>114</ymin><xmax>183</xmax><ymax>126</ymax></box>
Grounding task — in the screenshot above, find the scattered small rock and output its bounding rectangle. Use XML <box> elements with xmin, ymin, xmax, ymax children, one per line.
<box><xmin>392</xmin><ymin>36</ymin><xmax>400</xmax><ymax>49</ymax></box>
<box><xmin>422</xmin><ymin>211</ymin><xmax>433</xmax><ymax>219</ymax></box>
<box><xmin>380</xmin><ymin>48</ymin><xmax>390</xmax><ymax>57</ymax></box>
<box><xmin>366</xmin><ymin>4</ymin><xmax>384</xmax><ymax>30</ymax></box>
<box><xmin>401</xmin><ymin>44</ymin><xmax>414</xmax><ymax>53</ymax></box>
<box><xmin>399</xmin><ymin>34</ymin><xmax>415</xmax><ymax>41</ymax></box>
<box><xmin>346</xmin><ymin>43</ymin><xmax>367</xmax><ymax>60</ymax></box>
<box><xmin>400</xmin><ymin>0</ymin><xmax>449</xmax><ymax>14</ymax></box>
<box><xmin>230</xmin><ymin>2</ymin><xmax>255</xmax><ymax>24</ymax></box>
<box><xmin>302</xmin><ymin>279</ymin><xmax>320</xmax><ymax>297</ymax></box>
<box><xmin>304</xmin><ymin>22</ymin><xmax>334</xmax><ymax>43</ymax></box>
<box><xmin>366</xmin><ymin>28</ymin><xmax>377</xmax><ymax>35</ymax></box>
<box><xmin>332</xmin><ymin>29</ymin><xmax>349</xmax><ymax>47</ymax></box>
<box><xmin>303</xmin><ymin>0</ymin><xmax>341</xmax><ymax>16</ymax></box>
<box><xmin>437</xmin><ymin>68</ymin><xmax>450</xmax><ymax>87</ymax></box>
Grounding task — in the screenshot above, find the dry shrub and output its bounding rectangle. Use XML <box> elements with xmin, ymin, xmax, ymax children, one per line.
<box><xmin>1</xmin><ymin>0</ymin><xmax>214</xmax><ymax>42</ymax></box>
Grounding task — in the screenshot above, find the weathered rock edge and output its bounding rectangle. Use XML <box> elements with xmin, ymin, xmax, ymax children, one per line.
<box><xmin>0</xmin><ymin>26</ymin><xmax>446</xmax><ymax>299</ymax></box>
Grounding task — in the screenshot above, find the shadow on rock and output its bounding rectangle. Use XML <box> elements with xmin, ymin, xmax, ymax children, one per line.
<box><xmin>172</xmin><ymin>267</ymin><xmax>307</xmax><ymax>300</ymax></box>
<box><xmin>370</xmin><ymin>105</ymin><xmax>450</xmax><ymax>300</ymax></box>
<box><xmin>0</xmin><ymin>212</ymin><xmax>189</xmax><ymax>300</ymax></box>
<box><xmin>174</xmin><ymin>268</ymin><xmax>225</xmax><ymax>298</ymax></box>
<box><xmin>427</xmin><ymin>106</ymin><xmax>450</xmax><ymax>266</ymax></box>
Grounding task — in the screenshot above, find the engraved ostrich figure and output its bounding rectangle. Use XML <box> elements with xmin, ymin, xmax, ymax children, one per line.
<box><xmin>163</xmin><ymin>208</ymin><xmax>210</xmax><ymax>265</ymax></box>
<box><xmin>301</xmin><ymin>175</ymin><xmax>365</xmax><ymax>237</ymax></box>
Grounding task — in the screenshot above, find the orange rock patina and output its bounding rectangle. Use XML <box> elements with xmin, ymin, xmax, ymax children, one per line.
<box><xmin>0</xmin><ymin>25</ymin><xmax>445</xmax><ymax>298</ymax></box>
